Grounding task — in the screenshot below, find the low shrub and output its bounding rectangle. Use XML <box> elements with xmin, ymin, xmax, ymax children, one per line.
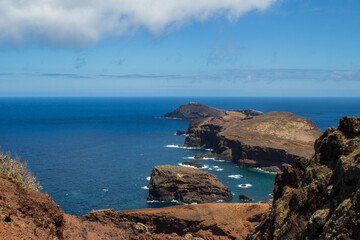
<box><xmin>0</xmin><ymin>149</ymin><xmax>42</xmax><ymax>191</ymax></box>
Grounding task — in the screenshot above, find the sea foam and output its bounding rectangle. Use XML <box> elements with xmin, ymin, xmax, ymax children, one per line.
<box><xmin>238</xmin><ymin>184</ymin><xmax>253</xmax><ymax>188</ymax></box>
<box><xmin>227</xmin><ymin>174</ymin><xmax>243</xmax><ymax>179</ymax></box>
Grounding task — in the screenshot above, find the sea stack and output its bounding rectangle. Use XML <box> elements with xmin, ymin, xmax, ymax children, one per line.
<box><xmin>147</xmin><ymin>165</ymin><xmax>233</xmax><ymax>203</ymax></box>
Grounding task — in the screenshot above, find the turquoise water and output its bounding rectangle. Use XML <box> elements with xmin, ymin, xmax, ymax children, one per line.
<box><xmin>0</xmin><ymin>97</ymin><xmax>359</xmax><ymax>215</ymax></box>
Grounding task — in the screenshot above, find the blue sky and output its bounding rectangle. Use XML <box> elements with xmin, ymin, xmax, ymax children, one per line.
<box><xmin>0</xmin><ymin>0</ymin><xmax>359</xmax><ymax>97</ymax></box>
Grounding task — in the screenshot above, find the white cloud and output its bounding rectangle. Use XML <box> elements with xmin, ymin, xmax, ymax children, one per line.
<box><xmin>0</xmin><ymin>0</ymin><xmax>276</xmax><ymax>47</ymax></box>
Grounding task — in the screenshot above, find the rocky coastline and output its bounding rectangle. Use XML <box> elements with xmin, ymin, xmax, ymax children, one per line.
<box><xmin>1</xmin><ymin>101</ymin><xmax>359</xmax><ymax>239</ymax></box>
<box><xmin>167</xmin><ymin>103</ymin><xmax>322</xmax><ymax>172</ymax></box>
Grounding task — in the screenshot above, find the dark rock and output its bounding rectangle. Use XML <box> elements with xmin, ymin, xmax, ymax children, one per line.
<box><xmin>181</xmin><ymin>160</ymin><xmax>204</xmax><ymax>168</ymax></box>
<box><xmin>147</xmin><ymin>165</ymin><xmax>233</xmax><ymax>203</ymax></box>
<box><xmin>176</xmin><ymin>130</ymin><xmax>187</xmax><ymax>135</ymax></box>
<box><xmin>239</xmin><ymin>194</ymin><xmax>253</xmax><ymax>202</ymax></box>
<box><xmin>231</xmin><ymin>109</ymin><xmax>263</xmax><ymax>117</ymax></box>
<box><xmin>248</xmin><ymin>116</ymin><xmax>360</xmax><ymax>240</ymax></box>
<box><xmin>194</xmin><ymin>152</ymin><xmax>216</xmax><ymax>159</ymax></box>
<box><xmin>162</xmin><ymin>102</ymin><xmax>263</xmax><ymax>120</ymax></box>
<box><xmin>162</xmin><ymin>102</ymin><xmax>226</xmax><ymax>119</ymax></box>
<box><xmin>259</xmin><ymin>166</ymin><xmax>281</xmax><ymax>173</ymax></box>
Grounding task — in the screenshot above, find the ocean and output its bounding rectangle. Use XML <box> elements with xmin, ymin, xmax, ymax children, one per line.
<box><xmin>0</xmin><ymin>97</ymin><xmax>359</xmax><ymax>215</ymax></box>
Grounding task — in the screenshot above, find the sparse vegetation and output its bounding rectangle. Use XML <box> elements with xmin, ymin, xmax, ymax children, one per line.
<box><xmin>0</xmin><ymin>149</ymin><xmax>42</xmax><ymax>191</ymax></box>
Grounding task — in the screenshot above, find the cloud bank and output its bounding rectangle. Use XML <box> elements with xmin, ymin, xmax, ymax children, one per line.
<box><xmin>0</xmin><ymin>0</ymin><xmax>276</xmax><ymax>47</ymax></box>
<box><xmin>35</xmin><ymin>69</ymin><xmax>360</xmax><ymax>82</ymax></box>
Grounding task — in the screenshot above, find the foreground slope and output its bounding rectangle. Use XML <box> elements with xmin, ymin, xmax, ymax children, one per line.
<box><xmin>248</xmin><ymin>116</ymin><xmax>360</xmax><ymax>239</ymax></box>
<box><xmin>0</xmin><ymin>172</ymin><xmax>269</xmax><ymax>239</ymax></box>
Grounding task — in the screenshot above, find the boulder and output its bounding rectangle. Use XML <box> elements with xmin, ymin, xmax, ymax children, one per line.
<box><xmin>239</xmin><ymin>194</ymin><xmax>253</xmax><ymax>202</ymax></box>
<box><xmin>147</xmin><ymin>165</ymin><xmax>233</xmax><ymax>203</ymax></box>
<box><xmin>181</xmin><ymin>160</ymin><xmax>204</xmax><ymax>168</ymax></box>
<box><xmin>176</xmin><ymin>130</ymin><xmax>187</xmax><ymax>135</ymax></box>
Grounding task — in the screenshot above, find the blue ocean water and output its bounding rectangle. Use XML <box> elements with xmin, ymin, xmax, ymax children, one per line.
<box><xmin>0</xmin><ymin>97</ymin><xmax>359</xmax><ymax>215</ymax></box>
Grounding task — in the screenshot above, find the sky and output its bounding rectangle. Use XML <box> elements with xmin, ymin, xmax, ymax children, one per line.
<box><xmin>0</xmin><ymin>0</ymin><xmax>359</xmax><ymax>97</ymax></box>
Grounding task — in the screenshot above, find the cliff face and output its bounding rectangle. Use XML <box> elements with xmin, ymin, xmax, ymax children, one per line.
<box><xmin>185</xmin><ymin>111</ymin><xmax>322</xmax><ymax>170</ymax></box>
<box><xmin>248</xmin><ymin>116</ymin><xmax>360</xmax><ymax>240</ymax></box>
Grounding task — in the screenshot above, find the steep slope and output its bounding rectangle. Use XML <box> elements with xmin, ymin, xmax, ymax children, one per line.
<box><xmin>248</xmin><ymin>116</ymin><xmax>360</xmax><ymax>240</ymax></box>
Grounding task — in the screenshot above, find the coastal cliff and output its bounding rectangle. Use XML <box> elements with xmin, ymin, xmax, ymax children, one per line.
<box><xmin>248</xmin><ymin>116</ymin><xmax>360</xmax><ymax>239</ymax></box>
<box><xmin>184</xmin><ymin>110</ymin><xmax>322</xmax><ymax>170</ymax></box>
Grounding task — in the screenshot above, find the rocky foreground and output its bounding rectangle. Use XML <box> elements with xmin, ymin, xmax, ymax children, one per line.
<box><xmin>0</xmin><ymin>171</ymin><xmax>269</xmax><ymax>239</ymax></box>
<box><xmin>147</xmin><ymin>165</ymin><xmax>232</xmax><ymax>203</ymax></box>
<box><xmin>185</xmin><ymin>110</ymin><xmax>322</xmax><ymax>170</ymax></box>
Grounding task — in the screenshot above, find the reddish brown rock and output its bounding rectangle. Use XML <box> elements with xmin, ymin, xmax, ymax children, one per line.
<box><xmin>147</xmin><ymin>165</ymin><xmax>233</xmax><ymax>203</ymax></box>
<box><xmin>85</xmin><ymin>203</ymin><xmax>271</xmax><ymax>240</ymax></box>
<box><xmin>248</xmin><ymin>116</ymin><xmax>360</xmax><ymax>240</ymax></box>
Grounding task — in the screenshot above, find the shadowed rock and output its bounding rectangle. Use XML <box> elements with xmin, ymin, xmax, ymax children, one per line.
<box><xmin>181</xmin><ymin>160</ymin><xmax>204</xmax><ymax>168</ymax></box>
<box><xmin>239</xmin><ymin>194</ymin><xmax>253</xmax><ymax>202</ymax></box>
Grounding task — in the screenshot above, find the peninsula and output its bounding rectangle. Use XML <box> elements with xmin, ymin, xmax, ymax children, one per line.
<box><xmin>166</xmin><ymin>103</ymin><xmax>322</xmax><ymax>171</ymax></box>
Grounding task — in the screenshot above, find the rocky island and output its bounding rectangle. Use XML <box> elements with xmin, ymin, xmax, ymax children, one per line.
<box><xmin>162</xmin><ymin>102</ymin><xmax>262</xmax><ymax>120</ymax></box>
<box><xmin>147</xmin><ymin>165</ymin><xmax>233</xmax><ymax>204</ymax></box>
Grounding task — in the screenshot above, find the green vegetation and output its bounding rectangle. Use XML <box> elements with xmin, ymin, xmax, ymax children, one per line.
<box><xmin>0</xmin><ymin>149</ymin><xmax>42</xmax><ymax>191</ymax></box>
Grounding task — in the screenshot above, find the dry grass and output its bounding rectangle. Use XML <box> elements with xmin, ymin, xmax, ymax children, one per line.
<box><xmin>0</xmin><ymin>149</ymin><xmax>42</xmax><ymax>191</ymax></box>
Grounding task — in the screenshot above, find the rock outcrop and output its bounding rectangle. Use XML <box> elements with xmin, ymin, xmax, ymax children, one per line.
<box><xmin>239</xmin><ymin>194</ymin><xmax>253</xmax><ymax>202</ymax></box>
<box><xmin>248</xmin><ymin>116</ymin><xmax>360</xmax><ymax>240</ymax></box>
<box><xmin>181</xmin><ymin>160</ymin><xmax>204</xmax><ymax>168</ymax></box>
<box><xmin>185</xmin><ymin>111</ymin><xmax>322</xmax><ymax>170</ymax></box>
<box><xmin>147</xmin><ymin>165</ymin><xmax>233</xmax><ymax>203</ymax></box>
<box><xmin>85</xmin><ymin>203</ymin><xmax>271</xmax><ymax>240</ymax></box>
<box><xmin>162</xmin><ymin>102</ymin><xmax>262</xmax><ymax>120</ymax></box>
